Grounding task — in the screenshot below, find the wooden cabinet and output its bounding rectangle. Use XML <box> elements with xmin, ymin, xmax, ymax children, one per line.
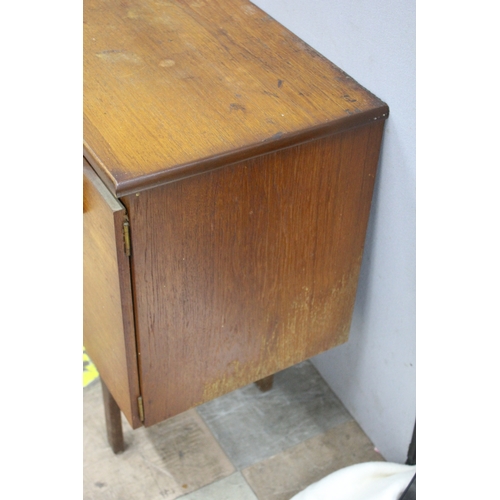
<box><xmin>83</xmin><ymin>0</ymin><xmax>389</xmax><ymax>451</ymax></box>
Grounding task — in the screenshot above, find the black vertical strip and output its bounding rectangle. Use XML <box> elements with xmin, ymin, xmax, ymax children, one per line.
<box><xmin>406</xmin><ymin>421</ymin><xmax>416</xmax><ymax>466</ymax></box>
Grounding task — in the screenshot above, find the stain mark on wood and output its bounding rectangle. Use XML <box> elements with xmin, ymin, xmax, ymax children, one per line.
<box><xmin>230</xmin><ymin>103</ymin><xmax>246</xmax><ymax>111</ymax></box>
<box><xmin>343</xmin><ymin>94</ymin><xmax>357</xmax><ymax>103</ymax></box>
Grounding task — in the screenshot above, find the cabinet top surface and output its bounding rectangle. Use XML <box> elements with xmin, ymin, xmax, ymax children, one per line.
<box><xmin>84</xmin><ymin>0</ymin><xmax>388</xmax><ymax>196</ymax></box>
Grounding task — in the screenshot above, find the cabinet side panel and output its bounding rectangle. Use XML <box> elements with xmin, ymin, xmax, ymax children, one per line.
<box><xmin>83</xmin><ymin>160</ymin><xmax>141</xmax><ymax>428</ymax></box>
<box><xmin>124</xmin><ymin>122</ymin><xmax>384</xmax><ymax>426</ymax></box>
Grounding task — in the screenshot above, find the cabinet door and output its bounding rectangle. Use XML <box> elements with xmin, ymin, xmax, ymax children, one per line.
<box><xmin>122</xmin><ymin>122</ymin><xmax>384</xmax><ymax>427</ymax></box>
<box><xmin>83</xmin><ymin>158</ymin><xmax>142</xmax><ymax>428</ymax></box>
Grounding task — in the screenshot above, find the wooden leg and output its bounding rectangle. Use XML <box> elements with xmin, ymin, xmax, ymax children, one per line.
<box><xmin>255</xmin><ymin>374</ymin><xmax>274</xmax><ymax>392</ymax></box>
<box><xmin>101</xmin><ymin>379</ymin><xmax>125</xmax><ymax>454</ymax></box>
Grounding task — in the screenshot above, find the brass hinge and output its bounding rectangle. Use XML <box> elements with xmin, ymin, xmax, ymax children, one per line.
<box><xmin>123</xmin><ymin>218</ymin><xmax>131</xmax><ymax>257</ymax></box>
<box><xmin>137</xmin><ymin>396</ymin><xmax>144</xmax><ymax>422</ymax></box>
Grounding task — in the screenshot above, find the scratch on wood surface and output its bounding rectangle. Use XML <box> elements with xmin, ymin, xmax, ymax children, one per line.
<box><xmin>159</xmin><ymin>59</ymin><xmax>176</xmax><ymax>67</ymax></box>
<box><xmin>242</xmin><ymin>4</ymin><xmax>257</xmax><ymax>16</ymax></box>
<box><xmin>96</xmin><ymin>50</ymin><xmax>142</xmax><ymax>64</ymax></box>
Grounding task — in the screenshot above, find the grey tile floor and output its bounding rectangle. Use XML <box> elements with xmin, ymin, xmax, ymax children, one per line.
<box><xmin>84</xmin><ymin>361</ymin><xmax>383</xmax><ymax>500</ymax></box>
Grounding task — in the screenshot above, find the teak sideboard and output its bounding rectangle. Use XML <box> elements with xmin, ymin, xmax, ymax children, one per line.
<box><xmin>83</xmin><ymin>0</ymin><xmax>389</xmax><ymax>453</ymax></box>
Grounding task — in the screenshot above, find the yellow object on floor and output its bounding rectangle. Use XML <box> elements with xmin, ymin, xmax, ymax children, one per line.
<box><xmin>83</xmin><ymin>347</ymin><xmax>99</xmax><ymax>387</ymax></box>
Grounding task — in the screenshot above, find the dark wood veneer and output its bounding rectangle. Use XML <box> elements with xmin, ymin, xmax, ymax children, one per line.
<box><xmin>83</xmin><ymin>0</ymin><xmax>388</xmax><ymax>451</ymax></box>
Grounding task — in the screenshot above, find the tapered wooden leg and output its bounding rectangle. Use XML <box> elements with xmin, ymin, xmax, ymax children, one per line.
<box><xmin>255</xmin><ymin>374</ymin><xmax>274</xmax><ymax>392</ymax></box>
<box><xmin>101</xmin><ymin>379</ymin><xmax>124</xmax><ymax>454</ymax></box>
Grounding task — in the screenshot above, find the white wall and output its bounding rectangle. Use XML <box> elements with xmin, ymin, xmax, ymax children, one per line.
<box><xmin>252</xmin><ymin>0</ymin><xmax>416</xmax><ymax>462</ymax></box>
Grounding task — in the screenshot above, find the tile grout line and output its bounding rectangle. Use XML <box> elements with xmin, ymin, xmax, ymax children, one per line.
<box><xmin>173</xmin><ymin>406</ymin><xmax>239</xmax><ymax>497</ymax></box>
<box><xmin>192</xmin><ymin>399</ymin><xmax>300</xmax><ymax>500</ymax></box>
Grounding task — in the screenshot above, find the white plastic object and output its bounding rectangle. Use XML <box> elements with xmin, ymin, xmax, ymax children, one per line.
<box><xmin>290</xmin><ymin>461</ymin><xmax>416</xmax><ymax>500</ymax></box>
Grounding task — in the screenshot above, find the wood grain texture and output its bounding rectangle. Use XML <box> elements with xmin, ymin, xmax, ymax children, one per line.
<box><xmin>83</xmin><ymin>158</ymin><xmax>142</xmax><ymax>429</ymax></box>
<box><xmin>101</xmin><ymin>379</ymin><xmax>125</xmax><ymax>454</ymax></box>
<box><xmin>122</xmin><ymin>122</ymin><xmax>385</xmax><ymax>426</ymax></box>
<box><xmin>84</xmin><ymin>0</ymin><xmax>388</xmax><ymax>196</ymax></box>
